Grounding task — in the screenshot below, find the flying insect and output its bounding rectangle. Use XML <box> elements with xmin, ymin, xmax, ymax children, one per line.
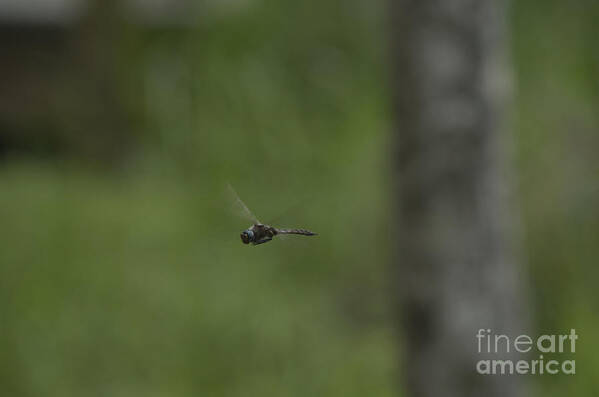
<box><xmin>228</xmin><ymin>184</ymin><xmax>317</xmax><ymax>246</ymax></box>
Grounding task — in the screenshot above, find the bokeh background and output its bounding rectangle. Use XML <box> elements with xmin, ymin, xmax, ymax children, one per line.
<box><xmin>0</xmin><ymin>0</ymin><xmax>597</xmax><ymax>396</ymax></box>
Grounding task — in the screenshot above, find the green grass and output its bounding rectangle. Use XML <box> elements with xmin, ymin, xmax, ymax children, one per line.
<box><xmin>0</xmin><ymin>160</ymin><xmax>394</xmax><ymax>397</ymax></box>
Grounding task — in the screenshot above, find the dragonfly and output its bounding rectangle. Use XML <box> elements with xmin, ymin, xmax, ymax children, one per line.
<box><xmin>228</xmin><ymin>184</ymin><xmax>318</xmax><ymax>246</ymax></box>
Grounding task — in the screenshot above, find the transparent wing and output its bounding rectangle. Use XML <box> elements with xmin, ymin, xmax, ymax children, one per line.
<box><xmin>268</xmin><ymin>194</ymin><xmax>314</xmax><ymax>227</ymax></box>
<box><xmin>226</xmin><ymin>183</ymin><xmax>261</xmax><ymax>224</ymax></box>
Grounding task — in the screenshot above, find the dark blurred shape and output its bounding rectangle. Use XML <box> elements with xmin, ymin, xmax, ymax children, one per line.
<box><xmin>391</xmin><ymin>1</ymin><xmax>526</xmax><ymax>396</ymax></box>
<box><xmin>0</xmin><ymin>0</ymin><xmax>138</xmax><ymax>163</ymax></box>
<box><xmin>0</xmin><ymin>0</ymin><xmax>195</xmax><ymax>164</ymax></box>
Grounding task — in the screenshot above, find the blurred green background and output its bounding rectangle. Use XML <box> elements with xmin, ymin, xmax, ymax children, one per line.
<box><xmin>0</xmin><ymin>0</ymin><xmax>597</xmax><ymax>396</ymax></box>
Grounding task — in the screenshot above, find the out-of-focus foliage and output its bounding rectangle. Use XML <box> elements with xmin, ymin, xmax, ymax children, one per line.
<box><xmin>512</xmin><ymin>1</ymin><xmax>599</xmax><ymax>395</ymax></box>
<box><xmin>0</xmin><ymin>0</ymin><xmax>597</xmax><ymax>396</ymax></box>
<box><xmin>0</xmin><ymin>1</ymin><xmax>393</xmax><ymax>396</ymax></box>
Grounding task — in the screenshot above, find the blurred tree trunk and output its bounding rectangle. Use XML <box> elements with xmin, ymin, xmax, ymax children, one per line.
<box><xmin>390</xmin><ymin>1</ymin><xmax>525</xmax><ymax>396</ymax></box>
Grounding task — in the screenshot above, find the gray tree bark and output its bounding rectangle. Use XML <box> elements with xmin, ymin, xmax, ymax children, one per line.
<box><xmin>390</xmin><ymin>1</ymin><xmax>526</xmax><ymax>396</ymax></box>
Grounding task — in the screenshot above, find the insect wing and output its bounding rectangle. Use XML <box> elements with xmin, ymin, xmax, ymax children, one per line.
<box><xmin>226</xmin><ymin>183</ymin><xmax>261</xmax><ymax>224</ymax></box>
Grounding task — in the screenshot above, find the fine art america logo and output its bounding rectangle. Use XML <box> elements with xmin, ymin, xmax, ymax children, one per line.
<box><xmin>476</xmin><ymin>329</ymin><xmax>577</xmax><ymax>375</ymax></box>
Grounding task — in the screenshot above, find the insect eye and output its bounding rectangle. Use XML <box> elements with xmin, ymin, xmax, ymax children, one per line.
<box><xmin>240</xmin><ymin>232</ymin><xmax>250</xmax><ymax>244</ymax></box>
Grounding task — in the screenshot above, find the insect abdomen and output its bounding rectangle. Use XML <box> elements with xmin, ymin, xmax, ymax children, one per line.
<box><xmin>275</xmin><ymin>228</ymin><xmax>317</xmax><ymax>236</ymax></box>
